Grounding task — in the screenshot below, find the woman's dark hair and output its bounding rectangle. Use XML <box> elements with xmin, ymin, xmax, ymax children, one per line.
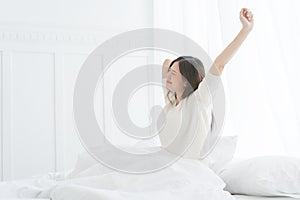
<box><xmin>166</xmin><ymin>56</ymin><xmax>216</xmax><ymax>132</ymax></box>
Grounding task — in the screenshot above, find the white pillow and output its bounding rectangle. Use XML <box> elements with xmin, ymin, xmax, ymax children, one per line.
<box><xmin>200</xmin><ymin>135</ymin><xmax>238</xmax><ymax>174</ymax></box>
<box><xmin>219</xmin><ymin>156</ymin><xmax>300</xmax><ymax>198</ymax></box>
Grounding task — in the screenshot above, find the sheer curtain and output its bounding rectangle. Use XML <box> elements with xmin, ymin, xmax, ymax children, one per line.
<box><xmin>153</xmin><ymin>0</ymin><xmax>300</xmax><ymax>159</ymax></box>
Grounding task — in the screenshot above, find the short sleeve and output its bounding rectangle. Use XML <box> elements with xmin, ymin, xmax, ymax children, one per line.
<box><xmin>194</xmin><ymin>71</ymin><xmax>221</xmax><ymax>106</ymax></box>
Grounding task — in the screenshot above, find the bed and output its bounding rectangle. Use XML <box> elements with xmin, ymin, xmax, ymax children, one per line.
<box><xmin>0</xmin><ymin>196</ymin><xmax>300</xmax><ymax>200</ymax></box>
<box><xmin>1</xmin><ymin>137</ymin><xmax>299</xmax><ymax>200</ymax></box>
<box><xmin>1</xmin><ymin>177</ymin><xmax>300</xmax><ymax>200</ymax></box>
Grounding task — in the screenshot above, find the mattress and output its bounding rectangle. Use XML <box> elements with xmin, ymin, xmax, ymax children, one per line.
<box><xmin>233</xmin><ymin>195</ymin><xmax>300</xmax><ymax>200</ymax></box>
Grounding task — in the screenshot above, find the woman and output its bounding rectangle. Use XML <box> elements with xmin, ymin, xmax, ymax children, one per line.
<box><xmin>158</xmin><ymin>8</ymin><xmax>254</xmax><ymax>159</ymax></box>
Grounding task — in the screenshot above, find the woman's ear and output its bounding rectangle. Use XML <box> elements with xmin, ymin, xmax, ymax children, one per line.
<box><xmin>183</xmin><ymin>80</ymin><xmax>187</xmax><ymax>88</ymax></box>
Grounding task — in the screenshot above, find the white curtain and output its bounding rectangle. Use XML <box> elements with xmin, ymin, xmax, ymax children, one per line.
<box><xmin>153</xmin><ymin>0</ymin><xmax>300</xmax><ymax>159</ymax></box>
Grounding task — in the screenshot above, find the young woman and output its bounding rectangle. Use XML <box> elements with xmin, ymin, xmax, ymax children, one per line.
<box><xmin>158</xmin><ymin>8</ymin><xmax>254</xmax><ymax>159</ymax></box>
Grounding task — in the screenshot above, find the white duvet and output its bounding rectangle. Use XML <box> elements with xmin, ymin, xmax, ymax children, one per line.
<box><xmin>0</xmin><ymin>157</ymin><xmax>235</xmax><ymax>200</ymax></box>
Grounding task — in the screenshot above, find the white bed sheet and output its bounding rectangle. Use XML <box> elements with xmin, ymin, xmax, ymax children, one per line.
<box><xmin>233</xmin><ymin>195</ymin><xmax>300</xmax><ymax>200</ymax></box>
<box><xmin>0</xmin><ymin>199</ymin><xmax>49</xmax><ymax>200</ymax></box>
<box><xmin>0</xmin><ymin>158</ymin><xmax>234</xmax><ymax>200</ymax></box>
<box><xmin>0</xmin><ymin>195</ymin><xmax>298</xmax><ymax>200</ymax></box>
<box><xmin>1</xmin><ymin>195</ymin><xmax>298</xmax><ymax>200</ymax></box>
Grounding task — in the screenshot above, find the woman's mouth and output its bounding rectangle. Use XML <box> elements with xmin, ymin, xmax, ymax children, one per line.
<box><xmin>167</xmin><ymin>80</ymin><xmax>172</xmax><ymax>84</ymax></box>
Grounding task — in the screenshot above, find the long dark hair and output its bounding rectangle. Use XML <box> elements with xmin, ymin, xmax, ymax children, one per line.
<box><xmin>166</xmin><ymin>56</ymin><xmax>216</xmax><ymax>132</ymax></box>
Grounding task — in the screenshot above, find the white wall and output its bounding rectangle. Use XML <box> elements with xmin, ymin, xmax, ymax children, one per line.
<box><xmin>0</xmin><ymin>0</ymin><xmax>153</xmax><ymax>181</ymax></box>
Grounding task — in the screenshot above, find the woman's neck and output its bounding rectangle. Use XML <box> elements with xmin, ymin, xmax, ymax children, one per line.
<box><xmin>175</xmin><ymin>92</ymin><xmax>183</xmax><ymax>106</ymax></box>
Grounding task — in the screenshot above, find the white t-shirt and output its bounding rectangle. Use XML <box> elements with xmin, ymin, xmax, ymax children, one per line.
<box><xmin>157</xmin><ymin>72</ymin><xmax>221</xmax><ymax>159</ymax></box>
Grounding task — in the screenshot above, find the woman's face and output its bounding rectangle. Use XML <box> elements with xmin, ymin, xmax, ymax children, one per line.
<box><xmin>166</xmin><ymin>61</ymin><xmax>186</xmax><ymax>93</ymax></box>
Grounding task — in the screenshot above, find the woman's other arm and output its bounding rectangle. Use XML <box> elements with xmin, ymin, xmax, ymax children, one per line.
<box><xmin>162</xmin><ymin>59</ymin><xmax>171</xmax><ymax>78</ymax></box>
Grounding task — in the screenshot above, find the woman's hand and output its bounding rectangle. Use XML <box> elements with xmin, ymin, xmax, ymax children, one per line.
<box><xmin>240</xmin><ymin>8</ymin><xmax>254</xmax><ymax>31</ymax></box>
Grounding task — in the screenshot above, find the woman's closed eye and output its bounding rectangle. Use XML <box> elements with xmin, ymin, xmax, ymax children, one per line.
<box><xmin>168</xmin><ymin>67</ymin><xmax>177</xmax><ymax>75</ymax></box>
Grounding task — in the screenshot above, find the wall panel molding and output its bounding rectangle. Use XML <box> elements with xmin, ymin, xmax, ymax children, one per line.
<box><xmin>9</xmin><ymin>51</ymin><xmax>56</xmax><ymax>180</ymax></box>
<box><xmin>0</xmin><ymin>24</ymin><xmax>125</xmax><ymax>46</ymax></box>
<box><xmin>0</xmin><ymin>30</ymin><xmax>98</xmax><ymax>44</ymax></box>
<box><xmin>54</xmin><ymin>52</ymin><xmax>65</xmax><ymax>172</ymax></box>
<box><xmin>0</xmin><ymin>25</ymin><xmax>153</xmax><ymax>180</ymax></box>
<box><xmin>2</xmin><ymin>51</ymin><xmax>12</xmax><ymax>181</ymax></box>
<box><xmin>0</xmin><ymin>50</ymin><xmax>3</xmax><ymax>181</ymax></box>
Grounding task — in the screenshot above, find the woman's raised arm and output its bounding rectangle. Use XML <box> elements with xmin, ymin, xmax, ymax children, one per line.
<box><xmin>209</xmin><ymin>8</ymin><xmax>254</xmax><ymax>76</ymax></box>
<box><xmin>162</xmin><ymin>59</ymin><xmax>171</xmax><ymax>78</ymax></box>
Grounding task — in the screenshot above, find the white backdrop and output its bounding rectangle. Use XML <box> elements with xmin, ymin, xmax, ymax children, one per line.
<box><xmin>153</xmin><ymin>0</ymin><xmax>300</xmax><ymax>159</ymax></box>
<box><xmin>1</xmin><ymin>0</ymin><xmax>300</xmax><ymax>181</ymax></box>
